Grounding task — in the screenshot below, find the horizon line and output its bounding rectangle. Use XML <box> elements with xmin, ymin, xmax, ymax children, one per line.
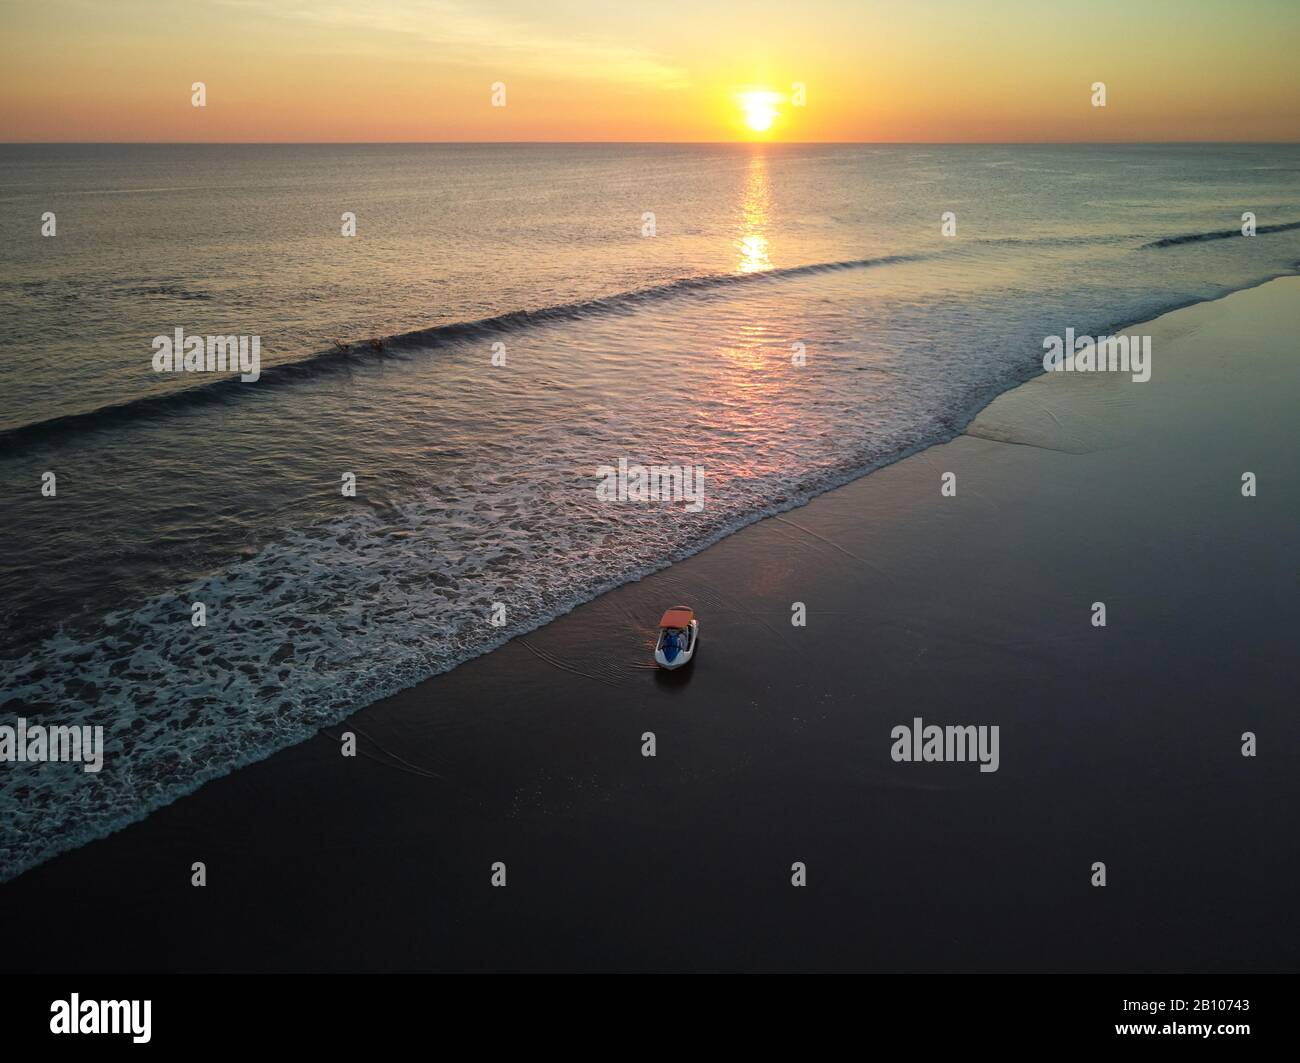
<box><xmin>4</xmin><ymin>139</ymin><xmax>1299</xmax><ymax>147</ymax></box>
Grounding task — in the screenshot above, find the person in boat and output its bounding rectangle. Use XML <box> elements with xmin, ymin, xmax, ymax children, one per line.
<box><xmin>663</xmin><ymin>628</ymin><xmax>681</xmax><ymax>655</ymax></box>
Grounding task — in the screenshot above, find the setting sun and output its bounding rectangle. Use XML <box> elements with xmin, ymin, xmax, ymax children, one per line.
<box><xmin>738</xmin><ymin>90</ymin><xmax>783</xmax><ymax>134</ymax></box>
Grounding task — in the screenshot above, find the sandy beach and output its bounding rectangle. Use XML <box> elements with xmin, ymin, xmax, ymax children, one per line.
<box><xmin>3</xmin><ymin>277</ymin><xmax>1296</xmax><ymax>973</ymax></box>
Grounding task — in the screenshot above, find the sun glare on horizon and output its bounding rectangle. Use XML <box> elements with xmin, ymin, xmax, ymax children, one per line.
<box><xmin>738</xmin><ymin>90</ymin><xmax>783</xmax><ymax>135</ymax></box>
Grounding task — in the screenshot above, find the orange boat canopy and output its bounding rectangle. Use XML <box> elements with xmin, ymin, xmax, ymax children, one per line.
<box><xmin>658</xmin><ymin>607</ymin><xmax>695</xmax><ymax>629</ymax></box>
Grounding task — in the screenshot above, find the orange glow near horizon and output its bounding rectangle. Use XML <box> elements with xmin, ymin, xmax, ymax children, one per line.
<box><xmin>0</xmin><ymin>1</ymin><xmax>1297</xmax><ymax>143</ymax></box>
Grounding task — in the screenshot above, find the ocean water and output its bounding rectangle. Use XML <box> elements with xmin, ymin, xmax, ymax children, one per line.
<box><xmin>1</xmin><ymin>143</ymin><xmax>1299</xmax><ymax>880</ymax></box>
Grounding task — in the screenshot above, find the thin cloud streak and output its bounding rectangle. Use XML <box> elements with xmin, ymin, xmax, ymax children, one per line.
<box><xmin>220</xmin><ymin>0</ymin><xmax>691</xmax><ymax>89</ymax></box>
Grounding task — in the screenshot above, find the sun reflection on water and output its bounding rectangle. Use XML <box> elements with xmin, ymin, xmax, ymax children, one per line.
<box><xmin>736</xmin><ymin>151</ymin><xmax>772</xmax><ymax>273</ymax></box>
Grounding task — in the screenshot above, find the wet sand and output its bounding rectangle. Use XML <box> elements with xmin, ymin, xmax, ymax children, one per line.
<box><xmin>3</xmin><ymin>277</ymin><xmax>1297</xmax><ymax>972</ymax></box>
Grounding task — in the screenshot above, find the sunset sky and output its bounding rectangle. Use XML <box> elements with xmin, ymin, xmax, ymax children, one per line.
<box><xmin>2</xmin><ymin>0</ymin><xmax>1298</xmax><ymax>142</ymax></box>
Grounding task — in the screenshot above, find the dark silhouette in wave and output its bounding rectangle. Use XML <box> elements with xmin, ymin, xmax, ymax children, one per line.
<box><xmin>1142</xmin><ymin>219</ymin><xmax>1300</xmax><ymax>249</ymax></box>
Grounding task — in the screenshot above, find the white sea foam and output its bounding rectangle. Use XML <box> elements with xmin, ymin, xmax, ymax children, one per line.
<box><xmin>3</xmin><ymin>143</ymin><xmax>1300</xmax><ymax>880</ymax></box>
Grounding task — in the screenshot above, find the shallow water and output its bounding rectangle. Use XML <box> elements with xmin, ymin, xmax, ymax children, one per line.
<box><xmin>2</xmin><ymin>143</ymin><xmax>1299</xmax><ymax>879</ymax></box>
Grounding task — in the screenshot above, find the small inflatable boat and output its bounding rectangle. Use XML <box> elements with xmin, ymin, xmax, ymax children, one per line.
<box><xmin>654</xmin><ymin>606</ymin><xmax>698</xmax><ymax>670</ymax></box>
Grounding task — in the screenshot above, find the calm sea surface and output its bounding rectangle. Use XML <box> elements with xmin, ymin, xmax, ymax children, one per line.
<box><xmin>2</xmin><ymin>143</ymin><xmax>1299</xmax><ymax>878</ymax></box>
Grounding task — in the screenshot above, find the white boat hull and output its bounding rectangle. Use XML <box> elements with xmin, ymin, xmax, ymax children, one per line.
<box><xmin>655</xmin><ymin>620</ymin><xmax>698</xmax><ymax>670</ymax></box>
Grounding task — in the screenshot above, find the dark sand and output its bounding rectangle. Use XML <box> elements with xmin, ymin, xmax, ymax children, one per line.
<box><xmin>4</xmin><ymin>279</ymin><xmax>1297</xmax><ymax>972</ymax></box>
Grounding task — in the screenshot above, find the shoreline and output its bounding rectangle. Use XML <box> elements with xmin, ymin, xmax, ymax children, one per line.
<box><xmin>9</xmin><ymin>267</ymin><xmax>1297</xmax><ymax>888</ymax></box>
<box><xmin>3</xmin><ymin>277</ymin><xmax>1297</xmax><ymax>971</ymax></box>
